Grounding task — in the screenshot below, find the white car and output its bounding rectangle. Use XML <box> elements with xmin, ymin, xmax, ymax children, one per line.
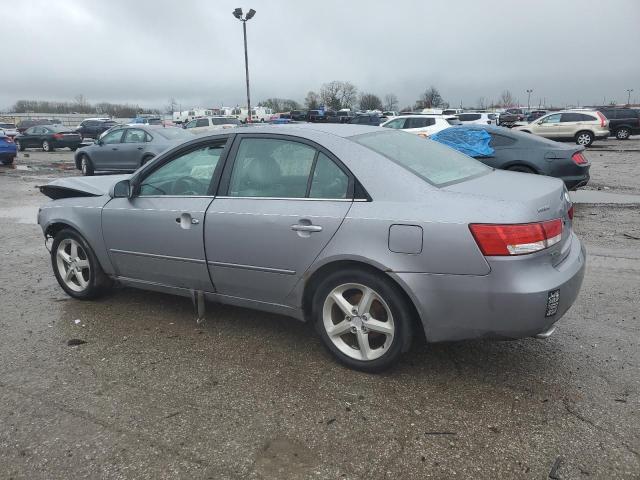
<box><xmin>183</xmin><ymin>116</ymin><xmax>242</xmax><ymax>134</ymax></box>
<box><xmin>457</xmin><ymin>112</ymin><xmax>498</xmax><ymax>125</ymax></box>
<box><xmin>380</xmin><ymin>115</ymin><xmax>460</xmax><ymax>137</ymax></box>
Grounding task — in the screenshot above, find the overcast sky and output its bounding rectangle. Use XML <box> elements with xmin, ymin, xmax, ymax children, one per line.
<box><xmin>3</xmin><ymin>0</ymin><xmax>639</xmax><ymax>111</ymax></box>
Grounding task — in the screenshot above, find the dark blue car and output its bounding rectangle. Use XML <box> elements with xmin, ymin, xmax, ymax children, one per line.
<box><xmin>0</xmin><ymin>129</ymin><xmax>17</xmax><ymax>165</ymax></box>
<box><xmin>431</xmin><ymin>125</ymin><xmax>590</xmax><ymax>190</ymax></box>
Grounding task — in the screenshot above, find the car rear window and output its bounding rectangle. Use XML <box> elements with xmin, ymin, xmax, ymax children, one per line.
<box><xmin>446</xmin><ymin>118</ymin><xmax>461</xmax><ymax>125</ymax></box>
<box><xmin>351</xmin><ymin>130</ymin><xmax>490</xmax><ymax>187</ymax></box>
<box><xmin>458</xmin><ymin>114</ymin><xmax>482</xmax><ymax>121</ymax></box>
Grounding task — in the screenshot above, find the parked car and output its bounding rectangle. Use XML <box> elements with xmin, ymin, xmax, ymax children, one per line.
<box><xmin>38</xmin><ymin>124</ymin><xmax>585</xmax><ymax>372</ymax></box>
<box><xmin>380</xmin><ymin>115</ymin><xmax>459</xmax><ymax>137</ymax></box>
<box><xmin>183</xmin><ymin>116</ymin><xmax>241</xmax><ymax>134</ymax></box>
<box><xmin>75</xmin><ymin>118</ymin><xmax>118</xmax><ymax>140</ymax></box>
<box><xmin>15</xmin><ymin>125</ymin><xmax>82</xmax><ymax>152</ymax></box>
<box><xmin>505</xmin><ymin>108</ymin><xmax>526</xmax><ymax>121</ymax></box>
<box><xmin>598</xmin><ymin>108</ymin><xmax>640</xmax><ymax>140</ymax></box>
<box><xmin>336</xmin><ymin>110</ymin><xmax>355</xmax><ymax>123</ymax></box>
<box><xmin>73</xmin><ymin>125</ymin><xmax>193</xmax><ymax>175</ymax></box>
<box><xmin>431</xmin><ymin>125</ymin><xmax>590</xmax><ymax>190</ymax></box>
<box><xmin>348</xmin><ymin>114</ymin><xmax>382</xmax><ymax>126</ymax></box>
<box><xmin>290</xmin><ymin>110</ymin><xmax>307</xmax><ymax>121</ymax></box>
<box><xmin>382</xmin><ymin>111</ymin><xmax>399</xmax><ymax>118</ymax></box>
<box><xmin>526</xmin><ymin>110</ymin><xmax>548</xmax><ymax>122</ymax></box>
<box><xmin>128</xmin><ymin>117</ymin><xmax>163</xmax><ymax>126</ymax></box>
<box><xmin>0</xmin><ymin>122</ymin><xmax>19</xmax><ymax>138</ymax></box>
<box><xmin>513</xmin><ymin>110</ymin><xmax>609</xmax><ymax>147</ymax></box>
<box><xmin>0</xmin><ymin>129</ymin><xmax>17</xmax><ymax>165</ymax></box>
<box><xmin>16</xmin><ymin>118</ymin><xmax>63</xmax><ymax>133</ymax></box>
<box><xmin>306</xmin><ymin>110</ymin><xmax>324</xmax><ymax>122</ymax></box>
<box><xmin>457</xmin><ymin>112</ymin><xmax>498</xmax><ymax>125</ymax></box>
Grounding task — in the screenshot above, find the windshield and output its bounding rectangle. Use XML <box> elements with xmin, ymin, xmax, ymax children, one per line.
<box><xmin>351</xmin><ymin>130</ymin><xmax>490</xmax><ymax>187</ymax></box>
<box><xmin>0</xmin><ymin>123</ymin><xmax>16</xmax><ymax>129</ymax></box>
<box><xmin>154</xmin><ymin>127</ymin><xmax>193</xmax><ymax>140</ymax></box>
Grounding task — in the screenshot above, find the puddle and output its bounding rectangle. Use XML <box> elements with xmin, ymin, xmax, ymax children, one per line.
<box><xmin>571</xmin><ymin>190</ymin><xmax>640</xmax><ymax>205</ymax></box>
<box><xmin>0</xmin><ymin>206</ymin><xmax>40</xmax><ymax>224</ymax></box>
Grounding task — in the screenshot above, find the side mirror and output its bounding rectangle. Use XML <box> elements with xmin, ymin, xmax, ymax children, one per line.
<box><xmin>95</xmin><ymin>138</ymin><xmax>103</xmax><ymax>145</ymax></box>
<box><xmin>111</xmin><ymin>179</ymin><xmax>132</xmax><ymax>198</ymax></box>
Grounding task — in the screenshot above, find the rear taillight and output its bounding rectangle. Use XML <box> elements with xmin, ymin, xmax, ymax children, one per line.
<box><xmin>53</xmin><ymin>133</ymin><xmax>64</xmax><ymax>139</ymax></box>
<box><xmin>469</xmin><ymin>219</ymin><xmax>563</xmax><ymax>256</ymax></box>
<box><xmin>571</xmin><ymin>152</ymin><xmax>588</xmax><ymax>165</ymax></box>
<box><xmin>5</xmin><ymin>136</ymin><xmax>13</xmax><ymax>143</ymax></box>
<box><xmin>596</xmin><ymin>111</ymin><xmax>607</xmax><ymax>127</ymax></box>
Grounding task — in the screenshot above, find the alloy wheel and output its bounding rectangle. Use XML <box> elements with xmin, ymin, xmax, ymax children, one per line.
<box><xmin>577</xmin><ymin>134</ymin><xmax>591</xmax><ymax>146</ymax></box>
<box><xmin>616</xmin><ymin>129</ymin><xmax>630</xmax><ymax>140</ymax></box>
<box><xmin>81</xmin><ymin>157</ymin><xmax>88</xmax><ymax>175</ymax></box>
<box><xmin>322</xmin><ymin>283</ymin><xmax>395</xmax><ymax>361</ymax></box>
<box><xmin>56</xmin><ymin>238</ymin><xmax>91</xmax><ymax>292</ymax></box>
<box><xmin>43</xmin><ymin>140</ymin><xmax>50</xmax><ymax>152</ymax></box>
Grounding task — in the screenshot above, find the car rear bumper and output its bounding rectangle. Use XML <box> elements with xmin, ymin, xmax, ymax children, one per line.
<box><xmin>53</xmin><ymin>140</ymin><xmax>82</xmax><ymax>148</ymax></box>
<box><xmin>393</xmin><ymin>231</ymin><xmax>586</xmax><ymax>342</ymax></box>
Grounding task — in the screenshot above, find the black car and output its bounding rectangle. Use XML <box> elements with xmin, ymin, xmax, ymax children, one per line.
<box><xmin>598</xmin><ymin>108</ymin><xmax>640</xmax><ymax>140</ymax></box>
<box><xmin>348</xmin><ymin>114</ymin><xmax>381</xmax><ymax>126</ymax></box>
<box><xmin>15</xmin><ymin>125</ymin><xmax>82</xmax><ymax>152</ymax></box>
<box><xmin>431</xmin><ymin>125</ymin><xmax>590</xmax><ymax>190</ymax></box>
<box><xmin>16</xmin><ymin>118</ymin><xmax>63</xmax><ymax>133</ymax></box>
<box><xmin>290</xmin><ymin>110</ymin><xmax>306</xmax><ymax>121</ymax></box>
<box><xmin>75</xmin><ymin>119</ymin><xmax>118</xmax><ymax>140</ymax></box>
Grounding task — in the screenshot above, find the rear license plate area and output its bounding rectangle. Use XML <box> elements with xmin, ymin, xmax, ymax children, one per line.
<box><xmin>546</xmin><ymin>289</ymin><xmax>560</xmax><ymax>317</ymax></box>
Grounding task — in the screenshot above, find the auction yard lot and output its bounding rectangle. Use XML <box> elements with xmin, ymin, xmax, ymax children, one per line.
<box><xmin>0</xmin><ymin>138</ymin><xmax>638</xmax><ymax>479</ymax></box>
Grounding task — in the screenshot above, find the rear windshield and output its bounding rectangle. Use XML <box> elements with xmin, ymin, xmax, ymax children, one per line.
<box><xmin>446</xmin><ymin>118</ymin><xmax>461</xmax><ymax>125</ymax></box>
<box><xmin>351</xmin><ymin>130</ymin><xmax>490</xmax><ymax>187</ymax></box>
<box><xmin>458</xmin><ymin>113</ymin><xmax>482</xmax><ymax>121</ymax></box>
<box><xmin>154</xmin><ymin>127</ymin><xmax>193</xmax><ymax>140</ymax></box>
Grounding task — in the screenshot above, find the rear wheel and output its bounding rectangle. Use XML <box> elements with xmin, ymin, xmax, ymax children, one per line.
<box><xmin>16</xmin><ymin>140</ymin><xmax>25</xmax><ymax>151</ymax></box>
<box><xmin>575</xmin><ymin>131</ymin><xmax>594</xmax><ymax>147</ymax></box>
<box><xmin>507</xmin><ymin>165</ymin><xmax>536</xmax><ymax>174</ymax></box>
<box><xmin>51</xmin><ymin>228</ymin><xmax>111</xmax><ymax>299</ymax></box>
<box><xmin>313</xmin><ymin>268</ymin><xmax>414</xmax><ymax>372</ymax></box>
<box><xmin>80</xmin><ymin>154</ymin><xmax>94</xmax><ymax>176</ymax></box>
<box><xmin>2</xmin><ymin>157</ymin><xmax>15</xmax><ymax>165</ymax></box>
<box><xmin>42</xmin><ymin>140</ymin><xmax>54</xmax><ymax>152</ymax></box>
<box><xmin>615</xmin><ymin>128</ymin><xmax>631</xmax><ymax>140</ymax></box>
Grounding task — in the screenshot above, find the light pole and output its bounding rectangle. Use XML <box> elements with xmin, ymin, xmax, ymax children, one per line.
<box><xmin>626</xmin><ymin>89</ymin><xmax>634</xmax><ymax>105</ymax></box>
<box><xmin>233</xmin><ymin>8</ymin><xmax>256</xmax><ymax>123</ymax></box>
<box><xmin>526</xmin><ymin>89</ymin><xmax>533</xmax><ymax>111</ymax></box>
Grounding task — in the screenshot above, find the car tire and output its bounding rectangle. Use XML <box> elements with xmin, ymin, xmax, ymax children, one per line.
<box><xmin>575</xmin><ymin>131</ymin><xmax>594</xmax><ymax>147</ymax></box>
<box><xmin>2</xmin><ymin>157</ymin><xmax>15</xmax><ymax>165</ymax></box>
<box><xmin>507</xmin><ymin>165</ymin><xmax>536</xmax><ymax>174</ymax></box>
<box><xmin>615</xmin><ymin>128</ymin><xmax>631</xmax><ymax>140</ymax></box>
<box><xmin>312</xmin><ymin>268</ymin><xmax>414</xmax><ymax>372</ymax></box>
<box><xmin>80</xmin><ymin>154</ymin><xmax>94</xmax><ymax>176</ymax></box>
<box><xmin>51</xmin><ymin>228</ymin><xmax>112</xmax><ymax>300</ymax></box>
<box><xmin>16</xmin><ymin>140</ymin><xmax>25</xmax><ymax>151</ymax></box>
<box><xmin>70</xmin><ymin>147</ymin><xmax>78</xmax><ymax>151</ymax></box>
<box><xmin>42</xmin><ymin>140</ymin><xmax>54</xmax><ymax>152</ymax></box>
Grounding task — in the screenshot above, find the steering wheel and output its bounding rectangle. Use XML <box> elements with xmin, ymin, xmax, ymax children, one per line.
<box><xmin>172</xmin><ymin>176</ymin><xmax>207</xmax><ymax>195</ymax></box>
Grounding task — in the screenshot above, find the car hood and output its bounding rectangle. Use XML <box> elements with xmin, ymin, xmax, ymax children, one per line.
<box><xmin>39</xmin><ymin>174</ymin><xmax>131</xmax><ymax>199</ymax></box>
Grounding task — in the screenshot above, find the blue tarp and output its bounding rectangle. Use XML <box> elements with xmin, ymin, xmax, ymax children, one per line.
<box><xmin>431</xmin><ymin>127</ymin><xmax>494</xmax><ymax>157</ymax></box>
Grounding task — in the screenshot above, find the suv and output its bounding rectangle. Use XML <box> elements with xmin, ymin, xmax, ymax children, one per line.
<box><xmin>348</xmin><ymin>114</ymin><xmax>382</xmax><ymax>126</ymax></box>
<box><xmin>380</xmin><ymin>115</ymin><xmax>459</xmax><ymax>137</ymax></box>
<box><xmin>75</xmin><ymin>118</ymin><xmax>118</xmax><ymax>140</ymax></box>
<box><xmin>598</xmin><ymin>108</ymin><xmax>640</xmax><ymax>140</ymax></box>
<box><xmin>457</xmin><ymin>112</ymin><xmax>498</xmax><ymax>125</ymax></box>
<box><xmin>514</xmin><ymin>110</ymin><xmax>609</xmax><ymax>146</ymax></box>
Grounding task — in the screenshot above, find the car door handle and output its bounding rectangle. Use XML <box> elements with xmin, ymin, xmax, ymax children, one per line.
<box><xmin>290</xmin><ymin>224</ymin><xmax>322</xmax><ymax>232</ymax></box>
<box><xmin>111</xmin><ymin>147</ymin><xmax>118</xmax><ymax>150</ymax></box>
<box><xmin>137</xmin><ymin>147</ymin><xmax>144</xmax><ymax>150</ymax></box>
<box><xmin>175</xmin><ymin>213</ymin><xmax>199</xmax><ymax>229</ymax></box>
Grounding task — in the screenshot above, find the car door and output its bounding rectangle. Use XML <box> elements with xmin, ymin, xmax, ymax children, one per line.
<box><xmin>91</xmin><ymin>128</ymin><xmax>125</xmax><ymax>169</ymax></box>
<box><xmin>119</xmin><ymin>128</ymin><xmax>149</xmax><ymax>169</ymax></box>
<box><xmin>102</xmin><ymin>137</ymin><xmax>230</xmax><ymax>290</ymax></box>
<box><xmin>21</xmin><ymin>127</ymin><xmax>37</xmax><ymax>147</ymax></box>
<box><xmin>533</xmin><ymin>113</ymin><xmax>562</xmax><ymax>137</ymax></box>
<box><xmin>205</xmin><ymin>135</ymin><xmax>353</xmax><ymax>304</ymax></box>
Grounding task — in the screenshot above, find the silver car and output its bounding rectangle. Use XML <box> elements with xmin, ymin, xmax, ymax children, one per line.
<box><xmin>38</xmin><ymin>124</ymin><xmax>586</xmax><ymax>371</ymax></box>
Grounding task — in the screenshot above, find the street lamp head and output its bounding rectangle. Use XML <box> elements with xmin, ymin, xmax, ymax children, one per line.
<box><xmin>245</xmin><ymin>8</ymin><xmax>256</xmax><ymax>20</ymax></box>
<box><xmin>233</xmin><ymin>8</ymin><xmax>243</xmax><ymax>19</ymax></box>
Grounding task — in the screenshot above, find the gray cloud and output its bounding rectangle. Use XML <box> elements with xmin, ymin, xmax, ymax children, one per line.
<box><xmin>3</xmin><ymin>0</ymin><xmax>640</xmax><ymax>111</ymax></box>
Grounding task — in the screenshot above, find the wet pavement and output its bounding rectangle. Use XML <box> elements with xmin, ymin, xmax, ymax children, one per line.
<box><xmin>0</xmin><ymin>141</ymin><xmax>639</xmax><ymax>479</ymax></box>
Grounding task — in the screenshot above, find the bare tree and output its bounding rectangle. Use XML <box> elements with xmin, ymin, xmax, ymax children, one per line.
<box><xmin>320</xmin><ymin>81</ymin><xmax>343</xmax><ymax>110</ymax></box>
<box><xmin>305</xmin><ymin>91</ymin><xmax>320</xmax><ymax>110</ymax></box>
<box><xmin>499</xmin><ymin>90</ymin><xmax>514</xmax><ymax>107</ymax></box>
<box><xmin>359</xmin><ymin>93</ymin><xmax>383</xmax><ymax>111</ymax></box>
<box><xmin>259</xmin><ymin>98</ymin><xmax>300</xmax><ymax>112</ymax></box>
<box><xmin>477</xmin><ymin>97</ymin><xmax>486</xmax><ymax>110</ymax></box>
<box><xmin>383</xmin><ymin>93</ymin><xmax>398</xmax><ymax>111</ymax></box>
<box><xmin>167</xmin><ymin>97</ymin><xmax>177</xmax><ymax>115</ymax></box>
<box><xmin>339</xmin><ymin>82</ymin><xmax>358</xmax><ymax>109</ymax></box>
<box><xmin>417</xmin><ymin>86</ymin><xmax>444</xmax><ymax>109</ymax></box>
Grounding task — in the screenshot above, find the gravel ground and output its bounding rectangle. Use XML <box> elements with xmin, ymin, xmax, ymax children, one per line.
<box><xmin>0</xmin><ymin>138</ymin><xmax>638</xmax><ymax>479</ymax></box>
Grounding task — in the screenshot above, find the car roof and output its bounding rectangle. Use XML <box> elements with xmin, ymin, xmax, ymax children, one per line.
<box><xmin>224</xmin><ymin>123</ymin><xmax>382</xmax><ymax>138</ymax></box>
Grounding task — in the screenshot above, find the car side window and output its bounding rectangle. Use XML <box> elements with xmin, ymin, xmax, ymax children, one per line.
<box><xmin>185</xmin><ymin>120</ymin><xmax>197</xmax><ymax>128</ymax></box>
<box><xmin>101</xmin><ymin>130</ymin><xmax>124</xmax><ymax>144</ymax></box>
<box><xmin>123</xmin><ymin>129</ymin><xmax>146</xmax><ymax>143</ymax></box>
<box><xmin>228</xmin><ymin>138</ymin><xmax>316</xmax><ymax>198</ymax></box>
<box><xmin>139</xmin><ymin>144</ymin><xmax>224</xmax><ymax>196</ymax></box>
<box><xmin>309</xmin><ymin>153</ymin><xmax>348</xmax><ymax>199</ymax></box>
<box><xmin>383</xmin><ymin>118</ymin><xmax>405</xmax><ymax>129</ymax></box>
<box><xmin>541</xmin><ymin>114</ymin><xmax>561</xmax><ymax>124</ymax></box>
<box><xmin>196</xmin><ymin>119</ymin><xmax>209</xmax><ymax>127</ymax></box>
<box><xmin>489</xmin><ymin>134</ymin><xmax>517</xmax><ymax>147</ymax></box>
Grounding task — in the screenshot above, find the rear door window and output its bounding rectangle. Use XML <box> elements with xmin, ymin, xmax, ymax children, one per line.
<box><xmin>309</xmin><ymin>153</ymin><xmax>349</xmax><ymax>199</ymax></box>
<box><xmin>490</xmin><ymin>134</ymin><xmax>517</xmax><ymax>147</ymax></box>
<box><xmin>383</xmin><ymin>118</ymin><xmax>406</xmax><ymax>129</ymax></box>
<box><xmin>540</xmin><ymin>114</ymin><xmax>561</xmax><ymax>124</ymax></box>
<box><xmin>196</xmin><ymin>119</ymin><xmax>209</xmax><ymax>127</ymax></box>
<box><xmin>123</xmin><ymin>129</ymin><xmax>147</xmax><ymax>143</ymax></box>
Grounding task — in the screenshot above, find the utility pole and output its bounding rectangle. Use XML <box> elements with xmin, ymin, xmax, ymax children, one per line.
<box><xmin>626</xmin><ymin>89</ymin><xmax>634</xmax><ymax>105</ymax></box>
<box><xmin>233</xmin><ymin>8</ymin><xmax>256</xmax><ymax>123</ymax></box>
<box><xmin>526</xmin><ymin>89</ymin><xmax>533</xmax><ymax>111</ymax></box>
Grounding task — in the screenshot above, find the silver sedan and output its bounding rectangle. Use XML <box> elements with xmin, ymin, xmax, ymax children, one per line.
<box><xmin>38</xmin><ymin>124</ymin><xmax>586</xmax><ymax>371</ymax></box>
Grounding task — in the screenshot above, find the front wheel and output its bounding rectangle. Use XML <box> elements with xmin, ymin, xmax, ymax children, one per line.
<box><xmin>42</xmin><ymin>140</ymin><xmax>54</xmax><ymax>152</ymax></box>
<box><xmin>313</xmin><ymin>269</ymin><xmax>414</xmax><ymax>372</ymax></box>
<box><xmin>575</xmin><ymin>131</ymin><xmax>594</xmax><ymax>147</ymax></box>
<box><xmin>51</xmin><ymin>228</ymin><xmax>111</xmax><ymax>299</ymax></box>
<box><xmin>615</xmin><ymin>128</ymin><xmax>630</xmax><ymax>140</ymax></box>
<box><xmin>80</xmin><ymin>154</ymin><xmax>94</xmax><ymax>176</ymax></box>
<box><xmin>2</xmin><ymin>157</ymin><xmax>15</xmax><ymax>165</ymax></box>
